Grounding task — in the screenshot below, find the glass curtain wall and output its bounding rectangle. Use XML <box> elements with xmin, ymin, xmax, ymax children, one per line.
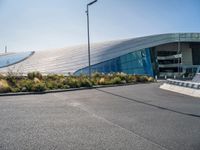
<box><xmin>75</xmin><ymin>48</ymin><xmax>154</xmax><ymax>76</ymax></box>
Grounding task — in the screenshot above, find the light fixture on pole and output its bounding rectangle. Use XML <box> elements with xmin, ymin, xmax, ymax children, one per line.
<box><xmin>86</xmin><ymin>0</ymin><xmax>98</xmax><ymax>79</ymax></box>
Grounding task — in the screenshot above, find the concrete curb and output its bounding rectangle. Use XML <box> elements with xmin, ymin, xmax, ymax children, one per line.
<box><xmin>0</xmin><ymin>82</ymin><xmax>152</xmax><ymax>97</ymax></box>
<box><xmin>166</xmin><ymin>79</ymin><xmax>200</xmax><ymax>89</ymax></box>
<box><xmin>160</xmin><ymin>83</ymin><xmax>200</xmax><ymax>98</ymax></box>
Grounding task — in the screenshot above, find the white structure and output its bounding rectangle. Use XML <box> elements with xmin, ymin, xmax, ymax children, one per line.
<box><xmin>0</xmin><ymin>33</ymin><xmax>200</xmax><ymax>77</ymax></box>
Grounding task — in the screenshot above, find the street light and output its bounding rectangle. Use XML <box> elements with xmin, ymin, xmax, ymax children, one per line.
<box><xmin>177</xmin><ymin>33</ymin><xmax>181</xmax><ymax>76</ymax></box>
<box><xmin>86</xmin><ymin>0</ymin><xmax>98</xmax><ymax>79</ymax></box>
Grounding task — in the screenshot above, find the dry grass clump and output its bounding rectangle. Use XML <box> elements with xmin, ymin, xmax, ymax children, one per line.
<box><xmin>0</xmin><ymin>71</ymin><xmax>154</xmax><ymax>93</ymax></box>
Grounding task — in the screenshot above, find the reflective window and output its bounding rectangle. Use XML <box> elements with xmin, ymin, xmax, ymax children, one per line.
<box><xmin>74</xmin><ymin>48</ymin><xmax>154</xmax><ymax>76</ymax></box>
<box><xmin>0</xmin><ymin>51</ymin><xmax>34</xmax><ymax>68</ymax></box>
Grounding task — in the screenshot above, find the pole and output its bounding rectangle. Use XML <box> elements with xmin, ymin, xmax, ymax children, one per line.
<box><xmin>178</xmin><ymin>34</ymin><xmax>181</xmax><ymax>76</ymax></box>
<box><xmin>86</xmin><ymin>5</ymin><xmax>91</xmax><ymax>79</ymax></box>
<box><xmin>5</xmin><ymin>46</ymin><xmax>7</xmax><ymax>53</ymax></box>
<box><xmin>86</xmin><ymin>0</ymin><xmax>97</xmax><ymax>79</ymax></box>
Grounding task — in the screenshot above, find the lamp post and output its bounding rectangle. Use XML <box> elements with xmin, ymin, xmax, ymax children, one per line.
<box><xmin>86</xmin><ymin>0</ymin><xmax>98</xmax><ymax>79</ymax></box>
<box><xmin>177</xmin><ymin>33</ymin><xmax>181</xmax><ymax>77</ymax></box>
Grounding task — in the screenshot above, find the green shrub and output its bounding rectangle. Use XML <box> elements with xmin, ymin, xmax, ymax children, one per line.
<box><xmin>92</xmin><ymin>72</ymin><xmax>102</xmax><ymax>78</ymax></box>
<box><xmin>63</xmin><ymin>84</ymin><xmax>70</xmax><ymax>89</ymax></box>
<box><xmin>62</xmin><ymin>79</ymin><xmax>68</xmax><ymax>85</ymax></box>
<box><xmin>126</xmin><ymin>75</ymin><xmax>136</xmax><ymax>83</ymax></box>
<box><xmin>6</xmin><ymin>72</ymin><xmax>17</xmax><ymax>85</ymax></box>
<box><xmin>31</xmin><ymin>82</ymin><xmax>46</xmax><ymax>92</ymax></box>
<box><xmin>138</xmin><ymin>75</ymin><xmax>149</xmax><ymax>82</ymax></box>
<box><xmin>57</xmin><ymin>83</ymin><xmax>65</xmax><ymax>89</ymax></box>
<box><xmin>114</xmin><ymin>72</ymin><xmax>127</xmax><ymax>81</ymax></box>
<box><xmin>98</xmin><ymin>77</ymin><xmax>105</xmax><ymax>85</ymax></box>
<box><xmin>18</xmin><ymin>79</ymin><xmax>34</xmax><ymax>92</ymax></box>
<box><xmin>35</xmin><ymin>72</ymin><xmax>43</xmax><ymax>80</ymax></box>
<box><xmin>66</xmin><ymin>78</ymin><xmax>80</xmax><ymax>88</ymax></box>
<box><xmin>148</xmin><ymin>77</ymin><xmax>154</xmax><ymax>82</ymax></box>
<box><xmin>27</xmin><ymin>72</ymin><xmax>34</xmax><ymax>80</ymax></box>
<box><xmin>97</xmin><ymin>76</ymin><xmax>117</xmax><ymax>85</ymax></box>
<box><xmin>0</xmin><ymin>72</ymin><xmax>155</xmax><ymax>93</ymax></box>
<box><xmin>33</xmin><ymin>77</ymin><xmax>41</xmax><ymax>83</ymax></box>
<box><xmin>121</xmin><ymin>80</ymin><xmax>126</xmax><ymax>84</ymax></box>
<box><xmin>27</xmin><ymin>72</ymin><xmax>43</xmax><ymax>80</ymax></box>
<box><xmin>111</xmin><ymin>77</ymin><xmax>121</xmax><ymax>84</ymax></box>
<box><xmin>0</xmin><ymin>79</ymin><xmax>11</xmax><ymax>93</ymax></box>
<box><xmin>10</xmin><ymin>87</ymin><xmax>21</xmax><ymax>93</ymax></box>
<box><xmin>132</xmin><ymin>75</ymin><xmax>138</xmax><ymax>82</ymax></box>
<box><xmin>45</xmin><ymin>81</ymin><xmax>57</xmax><ymax>90</ymax></box>
<box><xmin>46</xmin><ymin>74</ymin><xmax>63</xmax><ymax>81</ymax></box>
<box><xmin>134</xmin><ymin>75</ymin><xmax>141</xmax><ymax>82</ymax></box>
<box><xmin>91</xmin><ymin>78</ymin><xmax>97</xmax><ymax>85</ymax></box>
<box><xmin>79</xmin><ymin>78</ymin><xmax>92</xmax><ymax>87</ymax></box>
<box><xmin>46</xmin><ymin>79</ymin><xmax>69</xmax><ymax>89</ymax></box>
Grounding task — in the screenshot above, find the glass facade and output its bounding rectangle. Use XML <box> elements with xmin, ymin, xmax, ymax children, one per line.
<box><xmin>75</xmin><ymin>48</ymin><xmax>154</xmax><ymax>76</ymax></box>
<box><xmin>0</xmin><ymin>51</ymin><xmax>34</xmax><ymax>68</ymax></box>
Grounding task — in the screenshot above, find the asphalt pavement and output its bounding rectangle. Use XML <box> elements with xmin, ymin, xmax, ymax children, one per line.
<box><xmin>0</xmin><ymin>83</ymin><xmax>200</xmax><ymax>150</ymax></box>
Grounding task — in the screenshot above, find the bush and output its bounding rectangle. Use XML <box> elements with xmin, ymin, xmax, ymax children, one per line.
<box><xmin>66</xmin><ymin>78</ymin><xmax>80</xmax><ymax>88</ymax></box>
<box><xmin>114</xmin><ymin>72</ymin><xmax>127</xmax><ymax>81</ymax></box>
<box><xmin>111</xmin><ymin>77</ymin><xmax>121</xmax><ymax>84</ymax></box>
<box><xmin>31</xmin><ymin>82</ymin><xmax>46</xmax><ymax>92</ymax></box>
<box><xmin>0</xmin><ymin>72</ymin><xmax>155</xmax><ymax>93</ymax></box>
<box><xmin>17</xmin><ymin>79</ymin><xmax>34</xmax><ymax>92</ymax></box>
<box><xmin>98</xmin><ymin>77</ymin><xmax>105</xmax><ymax>85</ymax></box>
<box><xmin>92</xmin><ymin>72</ymin><xmax>102</xmax><ymax>78</ymax></box>
<box><xmin>98</xmin><ymin>77</ymin><xmax>112</xmax><ymax>85</ymax></box>
<box><xmin>46</xmin><ymin>74</ymin><xmax>64</xmax><ymax>81</ymax></box>
<box><xmin>138</xmin><ymin>75</ymin><xmax>149</xmax><ymax>82</ymax></box>
<box><xmin>63</xmin><ymin>85</ymin><xmax>70</xmax><ymax>89</ymax></box>
<box><xmin>34</xmin><ymin>77</ymin><xmax>41</xmax><ymax>83</ymax></box>
<box><xmin>6</xmin><ymin>72</ymin><xmax>17</xmax><ymax>85</ymax></box>
<box><xmin>27</xmin><ymin>72</ymin><xmax>43</xmax><ymax>80</ymax></box>
<box><xmin>0</xmin><ymin>79</ymin><xmax>11</xmax><ymax>93</ymax></box>
<box><xmin>148</xmin><ymin>77</ymin><xmax>154</xmax><ymax>82</ymax></box>
<box><xmin>134</xmin><ymin>75</ymin><xmax>141</xmax><ymax>82</ymax></box>
<box><xmin>10</xmin><ymin>87</ymin><xmax>21</xmax><ymax>93</ymax></box>
<box><xmin>79</xmin><ymin>78</ymin><xmax>92</xmax><ymax>87</ymax></box>
<box><xmin>133</xmin><ymin>75</ymin><xmax>148</xmax><ymax>82</ymax></box>
<box><xmin>125</xmin><ymin>75</ymin><xmax>136</xmax><ymax>83</ymax></box>
<box><xmin>45</xmin><ymin>81</ymin><xmax>57</xmax><ymax>90</ymax></box>
<box><xmin>27</xmin><ymin>72</ymin><xmax>34</xmax><ymax>80</ymax></box>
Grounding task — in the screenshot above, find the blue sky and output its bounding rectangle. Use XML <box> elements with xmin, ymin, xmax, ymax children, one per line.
<box><xmin>0</xmin><ymin>0</ymin><xmax>200</xmax><ymax>52</ymax></box>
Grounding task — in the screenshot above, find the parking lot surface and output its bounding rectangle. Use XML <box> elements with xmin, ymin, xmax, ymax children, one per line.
<box><xmin>0</xmin><ymin>83</ymin><xmax>200</xmax><ymax>150</ymax></box>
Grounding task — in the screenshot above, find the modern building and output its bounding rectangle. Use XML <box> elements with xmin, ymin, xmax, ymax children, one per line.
<box><xmin>0</xmin><ymin>33</ymin><xmax>200</xmax><ymax>78</ymax></box>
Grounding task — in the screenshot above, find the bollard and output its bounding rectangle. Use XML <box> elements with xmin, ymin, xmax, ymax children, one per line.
<box><xmin>155</xmin><ymin>75</ymin><xmax>157</xmax><ymax>81</ymax></box>
<box><xmin>174</xmin><ymin>75</ymin><xmax>176</xmax><ymax>79</ymax></box>
<box><xmin>165</xmin><ymin>75</ymin><xmax>167</xmax><ymax>80</ymax></box>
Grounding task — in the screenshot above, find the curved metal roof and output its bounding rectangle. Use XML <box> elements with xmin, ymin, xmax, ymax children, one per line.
<box><xmin>0</xmin><ymin>33</ymin><xmax>200</xmax><ymax>74</ymax></box>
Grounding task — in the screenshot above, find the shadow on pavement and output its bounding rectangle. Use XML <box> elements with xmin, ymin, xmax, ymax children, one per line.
<box><xmin>96</xmin><ymin>89</ymin><xmax>200</xmax><ymax>118</ymax></box>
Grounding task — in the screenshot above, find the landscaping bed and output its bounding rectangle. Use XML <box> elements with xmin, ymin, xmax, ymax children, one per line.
<box><xmin>0</xmin><ymin>72</ymin><xmax>154</xmax><ymax>93</ymax></box>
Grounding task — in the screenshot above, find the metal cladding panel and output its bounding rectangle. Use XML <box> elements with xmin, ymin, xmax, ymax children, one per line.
<box><xmin>0</xmin><ymin>33</ymin><xmax>200</xmax><ymax>74</ymax></box>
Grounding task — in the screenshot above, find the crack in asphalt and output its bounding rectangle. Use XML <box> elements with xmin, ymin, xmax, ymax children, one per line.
<box><xmin>96</xmin><ymin>88</ymin><xmax>200</xmax><ymax>118</ymax></box>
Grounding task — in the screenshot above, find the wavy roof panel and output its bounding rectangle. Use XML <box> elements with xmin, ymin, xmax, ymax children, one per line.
<box><xmin>0</xmin><ymin>33</ymin><xmax>200</xmax><ymax>74</ymax></box>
